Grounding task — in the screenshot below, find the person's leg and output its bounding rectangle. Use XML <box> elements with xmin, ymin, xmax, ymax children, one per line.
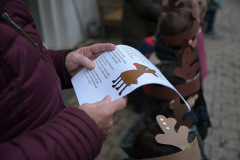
<box><xmin>206</xmin><ymin>9</ymin><xmax>218</xmax><ymax>36</ymax></box>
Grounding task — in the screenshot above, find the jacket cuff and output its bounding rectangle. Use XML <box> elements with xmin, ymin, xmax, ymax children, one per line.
<box><xmin>64</xmin><ymin>50</ymin><xmax>73</xmax><ymax>82</ymax></box>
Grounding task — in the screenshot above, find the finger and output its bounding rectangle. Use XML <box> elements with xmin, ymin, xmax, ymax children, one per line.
<box><xmin>194</xmin><ymin>94</ymin><xmax>199</xmax><ymax>100</ymax></box>
<box><xmin>88</xmin><ymin>43</ymin><xmax>116</xmax><ymax>54</ymax></box>
<box><xmin>92</xmin><ymin>95</ymin><xmax>112</xmax><ymax>107</ymax></box>
<box><xmin>76</xmin><ymin>43</ymin><xmax>115</xmax><ymax>69</ymax></box>
<box><xmin>73</xmin><ymin>53</ymin><xmax>96</xmax><ymax>70</ymax></box>
<box><xmin>105</xmin><ymin>96</ymin><xmax>127</xmax><ymax>115</ymax></box>
<box><xmin>100</xmin><ymin>95</ymin><xmax>112</xmax><ymax>105</ymax></box>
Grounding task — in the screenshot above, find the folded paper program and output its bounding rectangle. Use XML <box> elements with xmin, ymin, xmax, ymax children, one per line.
<box><xmin>71</xmin><ymin>45</ymin><xmax>192</xmax><ymax>110</ymax></box>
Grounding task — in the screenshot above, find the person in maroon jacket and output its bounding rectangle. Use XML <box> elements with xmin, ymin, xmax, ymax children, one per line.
<box><xmin>0</xmin><ymin>0</ymin><xmax>127</xmax><ymax>159</ymax></box>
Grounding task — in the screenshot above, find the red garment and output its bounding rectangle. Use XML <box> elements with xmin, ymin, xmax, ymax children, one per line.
<box><xmin>0</xmin><ymin>0</ymin><xmax>102</xmax><ymax>159</ymax></box>
<box><xmin>197</xmin><ymin>29</ymin><xmax>209</xmax><ymax>83</ymax></box>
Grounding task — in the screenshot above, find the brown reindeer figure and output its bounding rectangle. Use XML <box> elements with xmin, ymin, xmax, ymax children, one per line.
<box><xmin>172</xmin><ymin>98</ymin><xmax>192</xmax><ymax>129</ymax></box>
<box><xmin>175</xmin><ymin>44</ymin><xmax>199</xmax><ymax>81</ymax></box>
<box><xmin>155</xmin><ymin>115</ymin><xmax>189</xmax><ymax>150</ymax></box>
<box><xmin>155</xmin><ymin>115</ymin><xmax>201</xmax><ymax>160</ymax></box>
<box><xmin>112</xmin><ymin>63</ymin><xmax>158</xmax><ymax>95</ymax></box>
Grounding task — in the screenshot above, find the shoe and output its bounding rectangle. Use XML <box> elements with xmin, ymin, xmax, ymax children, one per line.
<box><xmin>206</xmin><ymin>31</ymin><xmax>218</xmax><ymax>38</ymax></box>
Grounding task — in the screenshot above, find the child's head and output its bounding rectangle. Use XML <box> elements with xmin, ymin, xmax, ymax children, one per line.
<box><xmin>159</xmin><ymin>0</ymin><xmax>194</xmax><ymax>31</ymax></box>
<box><xmin>159</xmin><ymin>8</ymin><xmax>199</xmax><ymax>48</ymax></box>
<box><xmin>158</xmin><ymin>0</ymin><xmax>199</xmax><ymax>49</ymax></box>
<box><xmin>159</xmin><ymin>8</ymin><xmax>195</xmax><ymax>37</ymax></box>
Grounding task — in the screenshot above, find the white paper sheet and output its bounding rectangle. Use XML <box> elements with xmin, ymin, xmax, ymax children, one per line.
<box><xmin>71</xmin><ymin>45</ymin><xmax>191</xmax><ymax>110</ymax></box>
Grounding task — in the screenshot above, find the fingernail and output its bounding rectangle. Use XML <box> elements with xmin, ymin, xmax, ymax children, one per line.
<box><xmin>104</xmin><ymin>95</ymin><xmax>111</xmax><ymax>103</ymax></box>
<box><xmin>89</xmin><ymin>62</ymin><xmax>96</xmax><ymax>69</ymax></box>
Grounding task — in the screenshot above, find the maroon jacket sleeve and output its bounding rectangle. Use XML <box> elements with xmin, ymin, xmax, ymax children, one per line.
<box><xmin>0</xmin><ymin>107</ymin><xmax>103</xmax><ymax>160</ymax></box>
<box><xmin>43</xmin><ymin>48</ymin><xmax>74</xmax><ymax>89</ymax></box>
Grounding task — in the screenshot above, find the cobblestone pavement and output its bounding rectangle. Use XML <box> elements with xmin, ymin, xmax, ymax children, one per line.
<box><xmin>62</xmin><ymin>0</ymin><xmax>240</xmax><ymax>159</ymax></box>
<box><xmin>202</xmin><ymin>0</ymin><xmax>240</xmax><ymax>159</ymax></box>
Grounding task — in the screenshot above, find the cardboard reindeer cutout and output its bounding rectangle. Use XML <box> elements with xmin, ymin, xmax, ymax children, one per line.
<box><xmin>139</xmin><ymin>93</ymin><xmax>201</xmax><ymax>160</ymax></box>
<box><xmin>140</xmin><ymin>114</ymin><xmax>201</xmax><ymax>160</ymax></box>
<box><xmin>112</xmin><ymin>63</ymin><xmax>157</xmax><ymax>95</ymax></box>
<box><xmin>147</xmin><ymin>43</ymin><xmax>200</xmax><ymax>100</ymax></box>
<box><xmin>141</xmin><ymin>88</ymin><xmax>201</xmax><ymax>160</ymax></box>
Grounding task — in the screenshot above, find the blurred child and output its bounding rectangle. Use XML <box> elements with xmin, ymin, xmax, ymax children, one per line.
<box><xmin>143</xmin><ymin>61</ymin><xmax>208</xmax><ymax>160</ymax></box>
<box><xmin>136</xmin><ymin>0</ymin><xmax>211</xmax><ymax>140</ymax></box>
<box><xmin>135</xmin><ymin>2</ymin><xmax>197</xmax><ymax>112</ymax></box>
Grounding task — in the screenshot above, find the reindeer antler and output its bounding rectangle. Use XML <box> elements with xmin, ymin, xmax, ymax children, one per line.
<box><xmin>174</xmin><ymin>45</ymin><xmax>199</xmax><ymax>81</ymax></box>
<box><xmin>155</xmin><ymin>115</ymin><xmax>190</xmax><ymax>150</ymax></box>
<box><xmin>172</xmin><ymin>98</ymin><xmax>192</xmax><ymax>129</ymax></box>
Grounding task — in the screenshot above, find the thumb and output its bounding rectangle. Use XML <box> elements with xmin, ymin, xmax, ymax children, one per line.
<box><xmin>100</xmin><ymin>95</ymin><xmax>112</xmax><ymax>105</ymax></box>
<box><xmin>92</xmin><ymin>95</ymin><xmax>111</xmax><ymax>107</ymax></box>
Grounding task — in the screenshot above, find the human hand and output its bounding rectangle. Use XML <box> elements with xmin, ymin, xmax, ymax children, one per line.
<box><xmin>79</xmin><ymin>95</ymin><xmax>127</xmax><ymax>140</ymax></box>
<box><xmin>65</xmin><ymin>43</ymin><xmax>116</xmax><ymax>77</ymax></box>
<box><xmin>186</xmin><ymin>94</ymin><xmax>198</xmax><ymax>108</ymax></box>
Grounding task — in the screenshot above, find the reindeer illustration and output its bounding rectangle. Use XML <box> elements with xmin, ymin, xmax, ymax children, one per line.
<box><xmin>112</xmin><ymin>63</ymin><xmax>158</xmax><ymax>95</ymax></box>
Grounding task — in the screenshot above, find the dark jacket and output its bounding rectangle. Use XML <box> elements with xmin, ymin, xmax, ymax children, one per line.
<box><xmin>122</xmin><ymin>0</ymin><xmax>162</xmax><ymax>48</ymax></box>
<box><xmin>154</xmin><ymin>35</ymin><xmax>180</xmax><ymax>61</ymax></box>
<box><xmin>0</xmin><ymin>0</ymin><xmax>102</xmax><ymax>159</ymax></box>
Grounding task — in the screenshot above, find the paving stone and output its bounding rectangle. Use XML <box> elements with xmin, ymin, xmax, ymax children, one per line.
<box><xmin>205</xmin><ymin>132</ymin><xmax>221</xmax><ymax>147</ymax></box>
<box><xmin>98</xmin><ymin>144</ymin><xmax>111</xmax><ymax>156</ymax></box>
<box><xmin>220</xmin><ymin>138</ymin><xmax>240</xmax><ymax>151</ymax></box>
<box><xmin>107</xmin><ymin>146</ymin><xmax>128</xmax><ymax>160</ymax></box>
<box><xmin>211</xmin><ymin>147</ymin><xmax>240</xmax><ymax>160</ymax></box>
